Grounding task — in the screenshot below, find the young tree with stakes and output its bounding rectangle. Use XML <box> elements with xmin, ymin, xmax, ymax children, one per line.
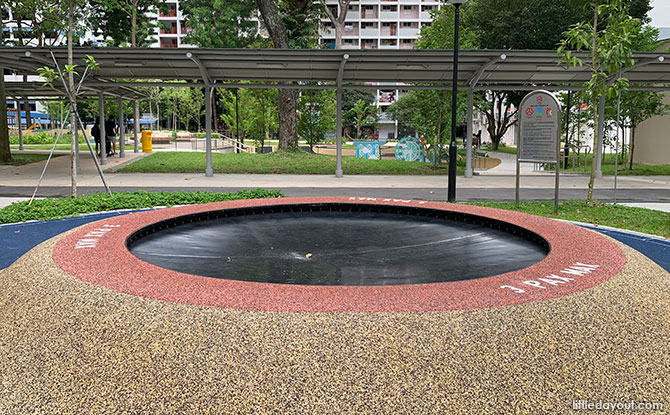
<box><xmin>559</xmin><ymin>0</ymin><xmax>646</xmax><ymax>201</ymax></box>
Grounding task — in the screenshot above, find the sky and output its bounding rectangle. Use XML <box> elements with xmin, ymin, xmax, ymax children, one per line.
<box><xmin>649</xmin><ymin>0</ymin><xmax>670</xmax><ymax>27</ymax></box>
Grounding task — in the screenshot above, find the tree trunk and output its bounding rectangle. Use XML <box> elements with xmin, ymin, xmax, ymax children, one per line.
<box><xmin>255</xmin><ymin>0</ymin><xmax>297</xmax><ymax>149</ymax></box>
<box><xmin>0</xmin><ymin>69</ymin><xmax>13</xmax><ymax>162</ymax></box>
<box><xmin>68</xmin><ymin>0</ymin><xmax>77</xmax><ymax>198</ymax></box>
<box><xmin>335</xmin><ymin>23</ymin><xmax>343</xmax><ymax>49</ymax></box>
<box><xmin>131</xmin><ymin>1</ymin><xmax>137</xmax><ymax>47</ymax></box>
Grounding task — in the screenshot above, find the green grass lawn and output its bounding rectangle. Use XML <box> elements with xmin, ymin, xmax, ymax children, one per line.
<box><xmin>484</xmin><ymin>146</ymin><xmax>517</xmax><ymax>155</ymax></box>
<box><xmin>0</xmin><ymin>154</ymin><xmax>61</xmax><ymax>166</ymax></box>
<box><xmin>465</xmin><ymin>200</ymin><xmax>670</xmax><ymax>238</ymax></box>
<box><xmin>11</xmin><ymin>144</ymin><xmax>137</xmax><ymax>151</ymax></box>
<box><xmin>118</xmin><ymin>151</ymin><xmax>463</xmax><ymax>175</ymax></box>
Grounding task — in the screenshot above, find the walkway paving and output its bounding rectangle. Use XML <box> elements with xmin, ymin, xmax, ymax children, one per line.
<box><xmin>477</xmin><ymin>150</ymin><xmax>541</xmax><ymax>175</ymax></box>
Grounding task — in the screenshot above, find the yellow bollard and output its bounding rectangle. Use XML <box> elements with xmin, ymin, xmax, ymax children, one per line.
<box><xmin>141</xmin><ymin>130</ymin><xmax>152</xmax><ymax>153</ymax></box>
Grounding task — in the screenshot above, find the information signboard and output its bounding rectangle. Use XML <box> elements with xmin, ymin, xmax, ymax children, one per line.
<box><xmin>519</xmin><ymin>91</ymin><xmax>561</xmax><ymax>162</ymax></box>
<box><xmin>516</xmin><ymin>90</ymin><xmax>562</xmax><ymax>213</ymax></box>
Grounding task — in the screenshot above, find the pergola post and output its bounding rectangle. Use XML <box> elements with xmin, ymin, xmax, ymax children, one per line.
<box><xmin>118</xmin><ymin>97</ymin><xmax>125</xmax><ymax>158</ymax></box>
<box><xmin>15</xmin><ymin>99</ymin><xmax>24</xmax><ymax>150</ymax></box>
<box><xmin>465</xmin><ymin>88</ymin><xmax>474</xmax><ymax>178</ymax></box>
<box><xmin>205</xmin><ymin>85</ymin><xmax>213</xmax><ymax>177</ymax></box>
<box><xmin>99</xmin><ymin>92</ymin><xmax>107</xmax><ymax>165</ymax></box>
<box><xmin>335</xmin><ymin>54</ymin><xmax>349</xmax><ymax>178</ymax></box>
<box><xmin>595</xmin><ymin>94</ymin><xmax>605</xmax><ymax>178</ymax></box>
<box><xmin>336</xmin><ymin>86</ymin><xmax>343</xmax><ymax>178</ymax></box>
<box><xmin>133</xmin><ymin>100</ymin><xmax>139</xmax><ymax>153</ymax></box>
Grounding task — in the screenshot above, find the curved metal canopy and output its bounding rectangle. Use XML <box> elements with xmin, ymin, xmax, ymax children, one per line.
<box><xmin>1</xmin><ymin>47</ymin><xmax>669</xmax><ymax>91</ymax></box>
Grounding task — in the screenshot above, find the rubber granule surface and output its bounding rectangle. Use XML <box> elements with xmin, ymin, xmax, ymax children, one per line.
<box><xmin>0</xmin><ymin>231</ymin><xmax>668</xmax><ymax>415</ymax></box>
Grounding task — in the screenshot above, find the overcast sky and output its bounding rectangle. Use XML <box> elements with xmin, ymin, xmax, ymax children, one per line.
<box><xmin>650</xmin><ymin>0</ymin><xmax>670</xmax><ymax>27</ymax></box>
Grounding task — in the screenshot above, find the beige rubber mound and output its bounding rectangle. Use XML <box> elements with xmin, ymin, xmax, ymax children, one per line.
<box><xmin>0</xmin><ymin>231</ymin><xmax>668</xmax><ymax>415</ymax></box>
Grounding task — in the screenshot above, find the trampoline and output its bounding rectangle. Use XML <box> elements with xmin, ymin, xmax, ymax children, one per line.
<box><xmin>127</xmin><ymin>203</ymin><xmax>549</xmax><ymax>286</ymax></box>
<box><xmin>53</xmin><ymin>197</ymin><xmax>626</xmax><ymax>312</ymax></box>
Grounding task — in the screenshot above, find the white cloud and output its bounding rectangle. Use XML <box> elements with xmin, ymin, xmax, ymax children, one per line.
<box><xmin>649</xmin><ymin>0</ymin><xmax>670</xmax><ymax>27</ymax></box>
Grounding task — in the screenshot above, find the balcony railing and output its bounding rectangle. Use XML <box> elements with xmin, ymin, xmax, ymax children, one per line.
<box><xmin>159</xmin><ymin>8</ymin><xmax>177</xmax><ymax>18</ymax></box>
<box><xmin>160</xmin><ymin>26</ymin><xmax>177</xmax><ymax>34</ymax></box>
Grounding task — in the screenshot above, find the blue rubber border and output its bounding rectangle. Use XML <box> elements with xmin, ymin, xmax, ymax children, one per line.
<box><xmin>0</xmin><ymin>210</ymin><xmax>148</xmax><ymax>270</ymax></box>
<box><xmin>577</xmin><ymin>224</ymin><xmax>670</xmax><ymax>272</ymax></box>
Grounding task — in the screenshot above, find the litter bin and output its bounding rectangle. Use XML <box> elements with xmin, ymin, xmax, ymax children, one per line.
<box><xmin>141</xmin><ymin>130</ymin><xmax>152</xmax><ymax>153</ymax></box>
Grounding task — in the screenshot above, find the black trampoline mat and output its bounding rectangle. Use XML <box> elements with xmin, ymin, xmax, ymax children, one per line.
<box><xmin>127</xmin><ymin>205</ymin><xmax>548</xmax><ymax>286</ymax></box>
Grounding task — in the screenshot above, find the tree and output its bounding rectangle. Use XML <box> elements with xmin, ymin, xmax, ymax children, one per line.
<box><xmin>601</xmin><ymin>24</ymin><xmax>664</xmax><ymax>169</ymax></box>
<box><xmin>347</xmin><ymin>99</ymin><xmax>379</xmax><ymax>140</ymax></box>
<box><xmin>342</xmin><ymin>89</ymin><xmax>375</xmax><ymax>135</ymax></box>
<box><xmin>297</xmin><ymin>88</ymin><xmax>336</xmax><ymax>150</ymax></box>
<box><xmin>478</xmin><ymin>91</ymin><xmax>523</xmax><ymax>150</ymax></box>
<box><xmin>5</xmin><ymin>1</ymin><xmax>71</xmax><ymax>140</ymax></box>
<box><xmin>221</xmin><ymin>88</ymin><xmax>278</xmax><ymax>151</ymax></box>
<box><xmin>559</xmin><ymin>0</ymin><xmax>647</xmax><ymax>201</ymax></box>
<box><xmin>319</xmin><ymin>0</ymin><xmax>352</xmax><ymax>49</ymax></box>
<box><xmin>254</xmin><ymin>0</ymin><xmax>319</xmax><ymax>150</ymax></box>
<box><xmin>88</xmin><ymin>0</ymin><xmax>162</xmax><ymax>47</ymax></box>
<box><xmin>180</xmin><ymin>0</ymin><xmax>258</xmax><ymax>48</ymax></box>
<box><xmin>468</xmin><ymin>0</ymin><xmax>582</xmax><ymax>51</ymax></box>
<box><xmin>4</xmin><ymin>0</ymin><xmax>66</xmax><ymax>47</ymax></box>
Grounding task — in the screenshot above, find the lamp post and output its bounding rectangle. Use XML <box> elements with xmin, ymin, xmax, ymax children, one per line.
<box><xmin>447</xmin><ymin>0</ymin><xmax>468</xmax><ymax>203</ymax></box>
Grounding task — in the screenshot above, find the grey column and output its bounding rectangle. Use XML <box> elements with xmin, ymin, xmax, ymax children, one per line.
<box><xmin>15</xmin><ymin>100</ymin><xmax>24</xmax><ymax>150</ymax></box>
<box><xmin>118</xmin><ymin>98</ymin><xmax>125</xmax><ymax>158</ymax></box>
<box><xmin>205</xmin><ymin>86</ymin><xmax>213</xmax><ymax>177</ymax></box>
<box><xmin>133</xmin><ymin>100</ymin><xmax>139</xmax><ymax>153</ymax></box>
<box><xmin>99</xmin><ymin>93</ymin><xmax>107</xmax><ymax>165</ymax></box>
<box><xmin>595</xmin><ymin>95</ymin><xmax>605</xmax><ymax>178</ymax></box>
<box><xmin>336</xmin><ymin>85</ymin><xmax>343</xmax><ymax>178</ymax></box>
<box><xmin>465</xmin><ymin>89</ymin><xmax>474</xmax><ymax>178</ymax></box>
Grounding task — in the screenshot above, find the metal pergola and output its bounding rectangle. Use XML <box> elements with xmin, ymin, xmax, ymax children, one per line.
<box><xmin>3</xmin><ymin>47</ymin><xmax>670</xmax><ymax>179</ymax></box>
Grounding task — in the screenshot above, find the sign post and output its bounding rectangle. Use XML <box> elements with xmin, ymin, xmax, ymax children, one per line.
<box><xmin>516</xmin><ymin>90</ymin><xmax>562</xmax><ymax>213</ymax></box>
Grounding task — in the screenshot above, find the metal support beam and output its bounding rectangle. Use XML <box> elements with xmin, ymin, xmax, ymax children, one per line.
<box><xmin>205</xmin><ymin>85</ymin><xmax>213</xmax><ymax>177</ymax></box>
<box><xmin>465</xmin><ymin>89</ymin><xmax>474</xmax><ymax>178</ymax></box>
<box><xmin>118</xmin><ymin>97</ymin><xmax>125</xmax><ymax>158</ymax></box>
<box><xmin>99</xmin><ymin>92</ymin><xmax>107</xmax><ymax>165</ymax></box>
<box><xmin>468</xmin><ymin>54</ymin><xmax>506</xmax><ymax>88</ymax></box>
<box><xmin>595</xmin><ymin>94</ymin><xmax>605</xmax><ymax>178</ymax></box>
<box><xmin>186</xmin><ymin>52</ymin><xmax>212</xmax><ymax>86</ymax></box>
<box><xmin>335</xmin><ymin>54</ymin><xmax>349</xmax><ymax>178</ymax></box>
<box><xmin>133</xmin><ymin>100</ymin><xmax>139</xmax><ymax>153</ymax></box>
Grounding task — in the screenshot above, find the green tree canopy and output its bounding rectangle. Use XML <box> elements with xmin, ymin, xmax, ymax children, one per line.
<box><xmin>88</xmin><ymin>0</ymin><xmax>162</xmax><ymax>47</ymax></box>
<box><xmin>298</xmin><ymin>88</ymin><xmax>336</xmax><ymax>150</ymax></box>
<box><xmin>180</xmin><ymin>0</ymin><xmax>258</xmax><ymax>48</ymax></box>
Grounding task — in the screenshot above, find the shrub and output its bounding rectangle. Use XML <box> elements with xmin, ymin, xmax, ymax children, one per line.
<box><xmin>0</xmin><ymin>189</ymin><xmax>284</xmax><ymax>224</ymax></box>
<box><xmin>8</xmin><ymin>132</ymin><xmax>86</xmax><ymax>145</ymax></box>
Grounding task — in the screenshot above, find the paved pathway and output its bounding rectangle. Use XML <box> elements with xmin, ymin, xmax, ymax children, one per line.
<box><xmin>1</xmin><ymin>150</ymin><xmax>668</xmax><ymax>206</ymax></box>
